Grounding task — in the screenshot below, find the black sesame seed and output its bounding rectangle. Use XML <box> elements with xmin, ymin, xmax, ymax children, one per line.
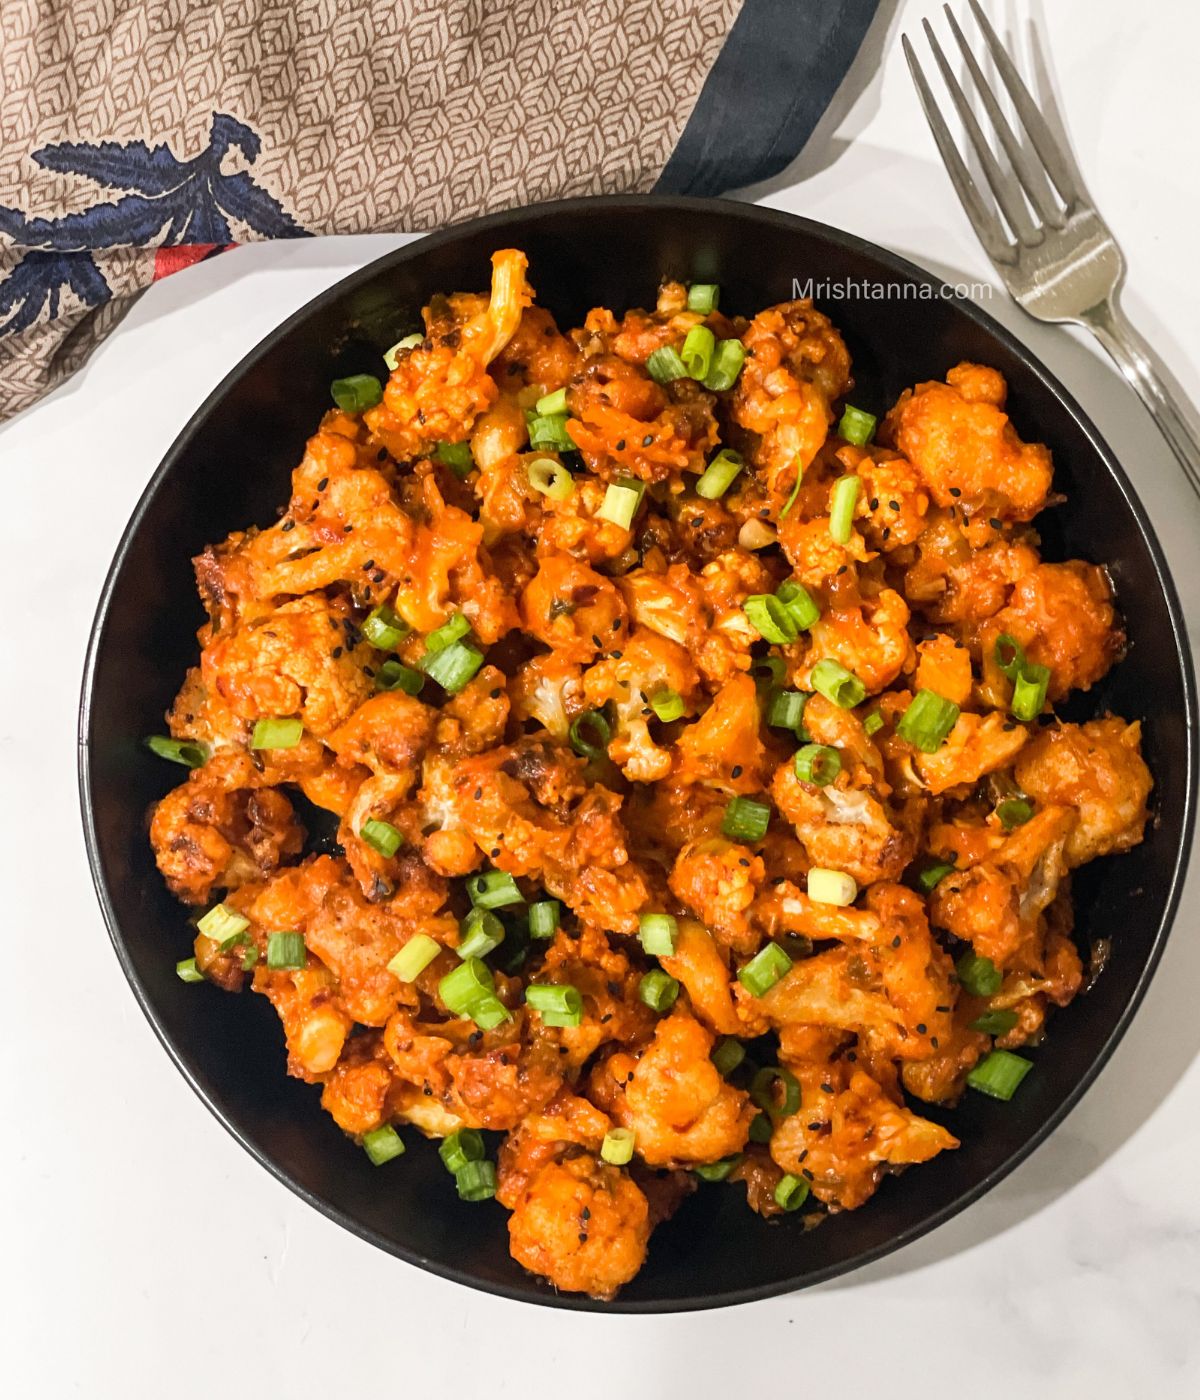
<box><xmin>731</xmin><ymin>765</ymin><xmax>743</xmax><ymax>778</ymax></box>
<box><xmin>889</xmin><ymin>500</ymin><xmax>900</xmax><ymax>511</ymax></box>
<box><xmin>616</xmin><ymin>439</ymin><xmax>626</xmax><ymax>451</ymax></box>
<box><xmin>949</xmin><ymin>487</ymin><xmax>961</xmax><ymax>497</ymax></box>
<box><xmin>317</xmin><ymin>477</ymin><xmax>329</xmax><ymax>491</ymax></box>
<box><xmin>642</xmin><ymin>434</ymin><xmax>653</xmax><ymax>446</ymax></box>
<box><xmin>489</xmin><ymin>689</ymin><xmax>501</xmax><ymax>699</ymax></box>
<box><xmin>869</xmin><ymin>498</ymin><xmax>879</xmax><ymax>510</ymax></box>
<box><xmin>331</xmin><ymin>646</ymin><xmax>343</xmax><ymax>659</ymax></box>
<box><xmin>281</xmin><ymin>519</ymin><xmax>295</xmax><ymax>532</ymax></box>
<box><xmin>917</xmin><ymin>1023</ymin><xmax>927</xmax><ymax>1034</ymax></box>
<box><xmin>989</xmin><ymin>517</ymin><xmax>1002</xmax><ymax>529</ymax></box>
<box><xmin>891</xmin><ymin>935</ymin><xmax>901</xmax><ymax>948</ymax></box>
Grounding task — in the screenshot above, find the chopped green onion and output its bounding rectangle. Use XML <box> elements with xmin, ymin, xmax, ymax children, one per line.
<box><xmin>361</xmin><ymin>1124</ymin><xmax>405</xmax><ymax>1165</ymax></box>
<box><xmin>711</xmin><ymin>1038</ymin><xmax>746</xmax><ymax>1077</ymax></box>
<box><xmin>360</xmin><ymin>818</ymin><xmax>403</xmax><ymax>858</ymax></box>
<box><xmin>915</xmin><ymin>860</ymin><xmax>956</xmax><ymax>893</ymax></box>
<box><xmin>646</xmin><ymin>346</ymin><xmax>688</xmax><ymax>384</ymax></box>
<box><xmin>439</xmin><ymin>957</ymin><xmax>496</xmax><ymax>1016</ymax></box>
<box><xmin>778</xmin><ymin>469</ymin><xmax>804</xmax><ymax>521</ymax></box>
<box><xmin>997</xmin><ymin>797</ymin><xmax>1034</xmax><ymax>830</ymax></box>
<box><xmin>748</xmin><ymin>1112</ymin><xmax>773</xmax><ymax>1143</ymax></box>
<box><xmin>362</xmin><ymin>603</ymin><xmax>410</xmax><ymax>651</ymax></box>
<box><xmin>435</xmin><ymin>440</ymin><xmax>474</xmax><ymax>475</ymax></box>
<box><xmin>144</xmin><ymin>735</ymin><xmax>209</xmax><ymax>768</ymax></box>
<box><xmin>967</xmin><ymin>1049</ymin><xmax>1032</xmax><ymax>1101</ymax></box>
<box><xmin>526</xmin><ymin>412</ymin><xmax>575</xmax><ymax>453</ymax></box>
<box><xmin>331</xmin><ymin>374</ymin><xmax>383</xmax><ymax>413</ymax></box>
<box><xmin>681</xmin><ymin>324</ymin><xmax>715</xmax><ymax>381</ymax></box>
<box><xmin>767</xmin><ymin>689</ymin><xmax>810</xmax><ymax>736</ymax></box>
<box><xmin>424</xmin><ymin>612</ymin><xmax>471</xmax><ymax>653</ymax></box>
<box><xmin>721</xmin><ymin>797</ymin><xmax>771</xmax><ymax>843</ymax></box>
<box><xmin>526</xmin><ymin>982</ymin><xmax>584</xmax><ymax>1027</ymax></box>
<box><xmin>597</xmin><ymin>479</ymin><xmax>643</xmax><ymax>529</ymax></box>
<box><xmin>250</xmin><ymin>716</ymin><xmax>303</xmax><ymax>750</ymax></box>
<box><xmin>266</xmin><ymin>931</ymin><xmax>306</xmax><ymax>970</ymax></box>
<box><xmin>897</xmin><ymin>689</ymin><xmax>960</xmax><ymax>753</ymax></box>
<box><xmin>526</xmin><ymin>456</ymin><xmax>575</xmax><ymax>501</ymax></box>
<box><xmin>751</xmin><ymin>655</ymin><xmax>786</xmax><ymax>689</ymax></box>
<box><xmin>1011</xmin><ymin>663</ymin><xmax>1051</xmax><ymax>722</ymax></box>
<box><xmin>638</xmin><ymin>969</ymin><xmax>680</xmax><ymax>1012</ymax></box>
<box><xmin>535</xmin><ymin>387</ymin><xmax>569</xmax><ymax>416</ymax></box>
<box><xmin>738</xmin><ymin>941</ymin><xmax>793</xmax><ymax>997</ymax></box>
<box><xmin>838</xmin><ymin>405</ymin><xmax>877</xmax><ymax>446</ymax></box>
<box><xmin>601</xmin><ymin>1128</ymin><xmax>636</xmax><ymax>1166</ymax></box>
<box><xmin>774</xmin><ymin>1173</ymin><xmax>810</xmax><ymax>1212</ymax></box>
<box><xmin>810</xmin><ymin>659</ymin><xmax>867</xmax><ymax>709</ymax></box>
<box><xmin>457</xmin><ymin>908</ymin><xmax>506</xmax><ymax>960</ymax></box>
<box><xmin>650</xmin><ymin>687</ymin><xmax>686</xmax><ymax>722</ymax></box>
<box><xmin>468</xmin><ymin>868</ymin><xmax>524</xmax><ymax>910</ymax></box>
<box><xmin>794</xmin><ymin>743</ymin><xmax>841</xmax><ymax>787</ymax></box>
<box><xmin>439</xmin><ymin>1128</ymin><xmax>485</xmax><ymax>1174</ymax></box>
<box><xmin>695</xmin><ymin>1155</ymin><xmax>742</xmax><ymax>1182</ymax></box>
<box><xmin>687</xmin><ymin>283</ymin><xmax>720</xmax><ymax>314</ymax></box>
<box><xmin>569</xmin><ymin>708</ymin><xmax>612</xmax><ymax>760</ymax></box>
<box><xmin>956</xmin><ymin>950</ymin><xmax>1002</xmax><ymax>998</ymax></box>
<box><xmin>863</xmin><ymin>710</ymin><xmax>884</xmax><ymax>736</ymax></box>
<box><xmin>454</xmin><ymin>1159</ymin><xmax>497</xmax><ymax>1201</ymax></box>
<box><xmin>387</xmin><ymin>933</ymin><xmax>441</xmax><ymax>982</ymax></box>
<box><xmin>807</xmin><ymin>868</ymin><xmax>858</xmax><ymax>907</ymax></box>
<box><xmin>829</xmin><ymin>474</ymin><xmax>861</xmax><ymax>545</ymax></box>
<box><xmin>528</xmin><ymin>900</ymin><xmax>560</xmax><ymax>941</ymax></box>
<box><xmin>375</xmin><ymin>659</ymin><xmax>424</xmax><ymax>695</ymax></box>
<box><xmin>744</xmin><ymin>594</ymin><xmax>798</xmax><ymax>645</ymax></box>
<box><xmin>421</xmin><ymin>639</ymin><xmax>484</xmax><ymax>693</ymax></box>
<box><xmin>197</xmin><ymin>903</ymin><xmax>249</xmax><ymax>942</ymax></box>
<box><xmin>993</xmin><ymin>632</ymin><xmax>1026</xmax><ymax>681</ymax></box>
<box><xmin>703</xmin><ymin>338</ymin><xmax>746</xmax><ymax>392</ymax></box>
<box><xmin>777</xmin><ymin>580</ymin><xmax>820</xmax><ymax>631</ymax></box>
<box><xmin>471</xmin><ymin>995</ymin><xmax>512</xmax><ymax>1030</ymax></box>
<box><xmin>638</xmin><ymin>913</ymin><xmax>678</xmax><ymax>957</ymax></box>
<box><xmin>971</xmin><ymin>1009</ymin><xmax>1019</xmax><ymax>1036</ymax></box>
<box><xmin>383</xmin><ymin>333</ymin><xmax>422</xmax><ymax>370</ymax></box>
<box><xmin>750</xmin><ymin>1065</ymin><xmax>801</xmax><ymax>1123</ymax></box>
<box><xmin>219</xmin><ymin>930</ymin><xmax>258</xmax><ymax>971</ymax></box>
<box><xmin>695</xmin><ymin>448</ymin><xmax>743</xmax><ymax>500</ymax></box>
<box><xmin>175</xmin><ymin>957</ymin><xmax>204</xmax><ymax>983</ymax></box>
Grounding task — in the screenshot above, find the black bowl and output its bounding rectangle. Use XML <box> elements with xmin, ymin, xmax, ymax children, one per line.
<box><xmin>79</xmin><ymin>195</ymin><xmax>1197</xmax><ymax>1311</ymax></box>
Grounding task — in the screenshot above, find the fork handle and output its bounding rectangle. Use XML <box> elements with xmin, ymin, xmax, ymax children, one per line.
<box><xmin>1078</xmin><ymin>299</ymin><xmax>1200</xmax><ymax>502</ymax></box>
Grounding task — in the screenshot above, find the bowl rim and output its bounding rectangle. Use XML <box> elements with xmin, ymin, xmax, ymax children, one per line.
<box><xmin>78</xmin><ymin>192</ymin><xmax>1199</xmax><ymax>1312</ymax></box>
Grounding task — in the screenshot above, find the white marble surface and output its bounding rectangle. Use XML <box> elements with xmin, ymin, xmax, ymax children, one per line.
<box><xmin>4</xmin><ymin>0</ymin><xmax>1199</xmax><ymax>1393</ymax></box>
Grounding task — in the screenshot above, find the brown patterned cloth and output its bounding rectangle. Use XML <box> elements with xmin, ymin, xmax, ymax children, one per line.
<box><xmin>0</xmin><ymin>0</ymin><xmax>878</xmax><ymax>419</ymax></box>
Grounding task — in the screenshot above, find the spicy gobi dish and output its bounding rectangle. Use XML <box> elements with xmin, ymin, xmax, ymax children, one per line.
<box><xmin>147</xmin><ymin>249</ymin><xmax>1152</xmax><ymax>1299</ymax></box>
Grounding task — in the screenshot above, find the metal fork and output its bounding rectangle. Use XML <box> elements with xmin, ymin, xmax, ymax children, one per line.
<box><xmin>905</xmin><ymin>0</ymin><xmax>1200</xmax><ymax>501</ymax></box>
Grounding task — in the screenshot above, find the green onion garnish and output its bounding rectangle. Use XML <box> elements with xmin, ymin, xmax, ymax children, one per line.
<box><xmin>468</xmin><ymin>869</ymin><xmax>524</xmax><ymax>910</ymax></box>
<box><xmin>421</xmin><ymin>639</ymin><xmax>484</xmax><ymax>693</ymax></box>
<box><xmin>175</xmin><ymin>957</ymin><xmax>204</xmax><ymax>983</ymax></box>
<box><xmin>646</xmin><ymin>346</ymin><xmax>688</xmax><ymax>384</ymax></box>
<box><xmin>197</xmin><ymin>903</ymin><xmax>249</xmax><ymax>942</ymax></box>
<box><xmin>528</xmin><ymin>900</ymin><xmax>560</xmax><ymax>941</ymax></box>
<box><xmin>650</xmin><ymin>688</ymin><xmax>686</xmax><ymax>722</ymax></box>
<box><xmin>721</xmin><ymin>796</ymin><xmax>771</xmax><ymax>842</ymax></box>
<box><xmin>993</xmin><ymin>632</ymin><xmax>1026</xmax><ymax>680</ymax></box>
<box><xmin>838</xmin><ymin>405</ymin><xmax>877</xmax><ymax>446</ymax></box>
<box><xmin>383</xmin><ymin>333</ymin><xmax>422</xmax><ymax>370</ymax></box>
<box><xmin>767</xmin><ymin>689</ymin><xmax>810</xmax><ymax>736</ymax></box>
<box><xmin>681</xmin><ymin>324</ymin><xmax>715</xmax><ymax>381</ymax></box>
<box><xmin>361</xmin><ymin>1124</ymin><xmax>405</xmax><ymax>1165</ymax></box>
<box><xmin>751</xmin><ymin>655</ymin><xmax>786</xmax><ymax>688</ymax></box>
<box><xmin>829</xmin><ymin>474</ymin><xmax>861</xmax><ymax>545</ymax></box>
<box><xmin>527</xmin><ymin>456</ymin><xmax>575</xmax><ymax>501</ymax></box>
<box><xmin>439</xmin><ymin>1128</ymin><xmax>485</xmax><ymax>1174</ymax></box>
<box><xmin>695</xmin><ymin>1155</ymin><xmax>742</xmax><ymax>1182</ymax></box>
<box><xmin>774</xmin><ymin>1173</ymin><xmax>811</xmax><ymax>1212</ymax></box>
<box><xmin>1011</xmin><ymin>663</ymin><xmax>1051</xmax><ymax>722</ymax></box>
<box><xmin>457</xmin><ymin>908</ymin><xmax>506</xmax><ymax>960</ymax></box>
<box><xmin>711</xmin><ymin>1038</ymin><xmax>746</xmax><ymax>1077</ymax></box>
<box><xmin>360</xmin><ymin>818</ymin><xmax>403</xmax><ymax>858</ymax></box>
<box><xmin>638</xmin><ymin>913</ymin><xmax>678</xmax><ymax>957</ymax></box>
<box><xmin>956</xmin><ymin>950</ymin><xmax>1002</xmax><ymax>998</ymax></box>
<box><xmin>454</xmin><ymin>1159</ymin><xmax>497</xmax><ymax>1201</ymax></box>
<box><xmin>439</xmin><ymin>957</ymin><xmax>497</xmax><ymax>1016</ymax></box>
<box><xmin>997</xmin><ymin>797</ymin><xmax>1034</xmax><ymax>830</ymax></box>
<box><xmin>535</xmin><ymin>387</ymin><xmax>569</xmax><ymax>416</ymax></box>
<box><xmin>966</xmin><ymin>1049</ymin><xmax>1032</xmax><ymax>1101</ymax></box>
<box><xmin>897</xmin><ymin>689</ymin><xmax>960</xmax><ymax>753</ymax></box>
<box><xmin>777</xmin><ymin>580</ymin><xmax>820</xmax><ymax>631</ymax></box>
<box><xmin>250</xmin><ymin>716</ymin><xmax>303</xmax><ymax>750</ymax></box>
<box><xmin>144</xmin><ymin>735</ymin><xmax>209</xmax><ymax>768</ymax></box>
<box><xmin>375</xmin><ymin>659</ymin><xmax>424</xmax><ymax>695</ymax></box>
<box><xmin>387</xmin><ymin>933</ymin><xmax>441</xmax><ymax>982</ymax></box>
<box><xmin>702</xmin><ymin>339</ymin><xmax>746</xmax><ymax>392</ymax></box>
<box><xmin>569</xmin><ymin>708</ymin><xmax>612</xmax><ymax>760</ymax></box>
<box><xmin>600</xmin><ymin>1128</ymin><xmax>636</xmax><ymax>1166</ymax></box>
<box><xmin>686</xmin><ymin>283</ymin><xmax>720</xmax><ymax>314</ymax></box>
<box><xmin>266</xmin><ymin>931</ymin><xmax>306</xmax><ymax>970</ymax></box>
<box><xmin>526</xmin><ymin>412</ymin><xmax>575</xmax><ymax>453</ymax></box>
<box><xmin>219</xmin><ymin>930</ymin><xmax>258</xmax><ymax>971</ymax></box>
<box><xmin>695</xmin><ymin>448</ymin><xmax>743</xmax><ymax>499</ymax></box>
<box><xmin>915</xmin><ymin>860</ymin><xmax>956</xmax><ymax>893</ymax></box>
<box><xmin>424</xmin><ymin>612</ymin><xmax>470</xmax><ymax>653</ymax></box>
<box><xmin>748</xmin><ymin>1113</ymin><xmax>773</xmax><ymax>1143</ymax></box>
<box><xmin>863</xmin><ymin>710</ymin><xmax>884</xmax><ymax>736</ymax></box>
<box><xmin>596</xmin><ymin>477</ymin><xmax>644</xmax><ymax>529</ymax></box>
<box><xmin>362</xmin><ymin>603</ymin><xmax>410</xmax><ymax>651</ymax></box>
<box><xmin>638</xmin><ymin>969</ymin><xmax>680</xmax><ymax>1012</ymax></box>
<box><xmin>810</xmin><ymin>659</ymin><xmax>867</xmax><ymax>709</ymax></box>
<box><xmin>525</xmin><ymin>982</ymin><xmax>584</xmax><ymax>1027</ymax></box>
<box><xmin>738</xmin><ymin>941</ymin><xmax>792</xmax><ymax>997</ymax></box>
<box><xmin>970</xmin><ymin>1009</ymin><xmax>1019</xmax><ymax>1036</ymax></box>
<box><xmin>794</xmin><ymin>743</ymin><xmax>841</xmax><ymax>787</ymax></box>
<box><xmin>435</xmin><ymin>440</ymin><xmax>474</xmax><ymax>475</ymax></box>
<box><xmin>744</xmin><ymin>594</ymin><xmax>798</xmax><ymax>645</ymax></box>
<box><xmin>331</xmin><ymin>374</ymin><xmax>383</xmax><ymax>413</ymax></box>
<box><xmin>471</xmin><ymin>994</ymin><xmax>512</xmax><ymax>1030</ymax></box>
<box><xmin>750</xmin><ymin>1065</ymin><xmax>801</xmax><ymax>1123</ymax></box>
<box><xmin>778</xmin><ymin>470</ymin><xmax>804</xmax><ymax>521</ymax></box>
<box><xmin>807</xmin><ymin>868</ymin><xmax>857</xmax><ymax>907</ymax></box>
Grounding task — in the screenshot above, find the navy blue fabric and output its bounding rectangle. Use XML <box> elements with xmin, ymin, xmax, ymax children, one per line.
<box><xmin>657</xmin><ymin>0</ymin><xmax>881</xmax><ymax>195</ymax></box>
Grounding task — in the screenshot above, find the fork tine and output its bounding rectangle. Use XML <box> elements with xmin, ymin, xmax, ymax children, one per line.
<box><xmin>943</xmin><ymin>6</ymin><xmax>1065</xmax><ymax>229</ymax></box>
<box><xmin>966</xmin><ymin>0</ymin><xmax>1080</xmax><ymax>206</ymax></box>
<box><xmin>903</xmin><ymin>35</ymin><xmax>1015</xmax><ymax>265</ymax></box>
<box><xmin>920</xmin><ymin>18</ymin><xmax>1039</xmax><ymax>244</ymax></box>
